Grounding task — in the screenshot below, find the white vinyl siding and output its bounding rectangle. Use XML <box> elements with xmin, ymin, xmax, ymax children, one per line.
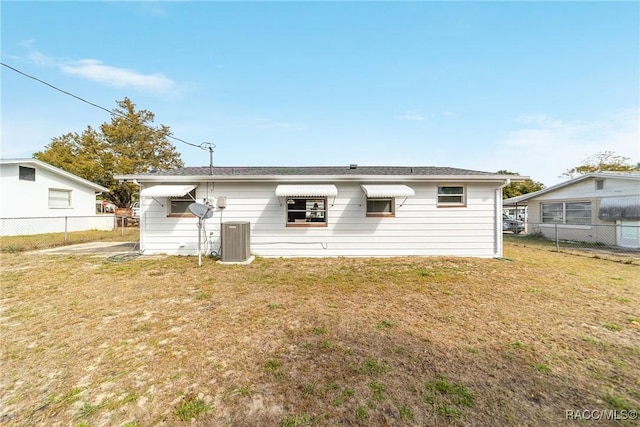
<box><xmin>139</xmin><ymin>182</ymin><xmax>500</xmax><ymax>257</ymax></box>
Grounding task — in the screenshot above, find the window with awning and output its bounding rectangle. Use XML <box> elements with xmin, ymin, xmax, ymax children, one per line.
<box><xmin>599</xmin><ymin>197</ymin><xmax>640</xmax><ymax>220</ymax></box>
<box><xmin>361</xmin><ymin>185</ymin><xmax>414</xmax><ymax>216</ymax></box>
<box><xmin>141</xmin><ymin>184</ymin><xmax>197</xmax><ymax>197</ymax></box>
<box><xmin>275</xmin><ymin>185</ymin><xmax>336</xmax><ymax>227</ymax></box>
<box><xmin>360</xmin><ymin>184</ymin><xmax>415</xmax><ymax>198</ymax></box>
<box><xmin>275</xmin><ymin>184</ymin><xmax>338</xmax><ymax>197</ymax></box>
<box><xmin>141</xmin><ymin>184</ymin><xmax>197</xmax><ymax>216</ymax></box>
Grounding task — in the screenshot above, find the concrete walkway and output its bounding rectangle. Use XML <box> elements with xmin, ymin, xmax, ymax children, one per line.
<box><xmin>32</xmin><ymin>241</ymin><xmax>140</xmax><ymax>256</ymax></box>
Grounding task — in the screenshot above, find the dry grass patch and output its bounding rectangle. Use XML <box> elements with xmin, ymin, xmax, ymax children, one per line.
<box><xmin>1</xmin><ymin>244</ymin><xmax>639</xmax><ymax>426</ymax></box>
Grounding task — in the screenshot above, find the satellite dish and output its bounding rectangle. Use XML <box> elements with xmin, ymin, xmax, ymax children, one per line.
<box><xmin>189</xmin><ymin>203</ymin><xmax>213</xmax><ymax>219</ymax></box>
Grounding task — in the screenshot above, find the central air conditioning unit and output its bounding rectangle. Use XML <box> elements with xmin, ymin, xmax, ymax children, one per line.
<box><xmin>221</xmin><ymin>221</ymin><xmax>251</xmax><ymax>262</ymax></box>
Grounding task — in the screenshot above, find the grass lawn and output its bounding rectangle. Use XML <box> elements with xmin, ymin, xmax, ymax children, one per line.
<box><xmin>1</xmin><ymin>244</ymin><xmax>638</xmax><ymax>426</ymax></box>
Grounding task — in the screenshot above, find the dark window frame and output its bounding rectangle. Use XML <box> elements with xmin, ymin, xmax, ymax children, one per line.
<box><xmin>19</xmin><ymin>166</ymin><xmax>36</xmax><ymax>181</ymax></box>
<box><xmin>285</xmin><ymin>197</ymin><xmax>328</xmax><ymax>227</ymax></box>
<box><xmin>167</xmin><ymin>189</ymin><xmax>197</xmax><ymax>217</ymax></box>
<box><xmin>366</xmin><ymin>197</ymin><xmax>395</xmax><ymax>217</ymax></box>
<box><xmin>437</xmin><ymin>185</ymin><xmax>466</xmax><ymax>207</ymax></box>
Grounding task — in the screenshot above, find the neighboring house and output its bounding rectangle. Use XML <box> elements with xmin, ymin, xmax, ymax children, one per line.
<box><xmin>116</xmin><ymin>165</ymin><xmax>524</xmax><ymax>258</ymax></box>
<box><xmin>503</xmin><ymin>172</ymin><xmax>640</xmax><ymax>248</ymax></box>
<box><xmin>0</xmin><ymin>158</ymin><xmax>111</xmax><ymax>236</ymax></box>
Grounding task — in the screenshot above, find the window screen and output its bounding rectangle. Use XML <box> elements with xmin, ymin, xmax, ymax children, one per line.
<box><xmin>19</xmin><ymin>166</ymin><xmax>36</xmax><ymax>181</ymax></box>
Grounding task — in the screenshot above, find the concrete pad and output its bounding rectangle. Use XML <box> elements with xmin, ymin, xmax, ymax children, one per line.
<box><xmin>216</xmin><ymin>255</ymin><xmax>256</xmax><ymax>265</ymax></box>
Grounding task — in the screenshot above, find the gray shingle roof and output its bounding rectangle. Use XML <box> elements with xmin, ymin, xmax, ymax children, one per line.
<box><xmin>142</xmin><ymin>165</ymin><xmax>499</xmax><ymax>177</ymax></box>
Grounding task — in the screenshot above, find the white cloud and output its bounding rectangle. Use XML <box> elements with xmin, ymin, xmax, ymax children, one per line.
<box><xmin>27</xmin><ymin>52</ymin><xmax>176</xmax><ymax>94</ymax></box>
<box><xmin>252</xmin><ymin>117</ymin><xmax>305</xmax><ymax>130</ymax></box>
<box><xmin>400</xmin><ymin>111</ymin><xmax>454</xmax><ymax>121</ymax></box>
<box><xmin>400</xmin><ymin>111</ymin><xmax>427</xmax><ymax>121</ymax></box>
<box><xmin>19</xmin><ymin>39</ymin><xmax>36</xmax><ymax>48</ymax></box>
<box><xmin>62</xmin><ymin>59</ymin><xmax>174</xmax><ymax>92</ymax></box>
<box><xmin>480</xmin><ymin>110</ymin><xmax>640</xmax><ymax>186</ymax></box>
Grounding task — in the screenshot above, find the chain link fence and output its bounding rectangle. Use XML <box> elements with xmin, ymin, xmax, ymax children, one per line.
<box><xmin>504</xmin><ymin>221</ymin><xmax>640</xmax><ymax>262</ymax></box>
<box><xmin>0</xmin><ymin>215</ymin><xmax>139</xmax><ymax>252</ymax></box>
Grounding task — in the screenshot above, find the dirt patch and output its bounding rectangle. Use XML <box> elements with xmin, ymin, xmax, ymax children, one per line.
<box><xmin>29</xmin><ymin>241</ymin><xmax>140</xmax><ymax>255</ymax></box>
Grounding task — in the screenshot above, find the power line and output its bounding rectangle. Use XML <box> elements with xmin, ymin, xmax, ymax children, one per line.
<box><xmin>1</xmin><ymin>61</ymin><xmax>213</xmax><ymax>151</ymax></box>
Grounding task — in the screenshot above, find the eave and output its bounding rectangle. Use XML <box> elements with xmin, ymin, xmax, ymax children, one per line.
<box><xmin>116</xmin><ymin>173</ymin><xmax>527</xmax><ymax>184</ymax></box>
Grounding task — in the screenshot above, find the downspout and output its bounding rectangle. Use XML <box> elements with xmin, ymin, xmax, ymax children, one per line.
<box><xmin>495</xmin><ymin>179</ymin><xmax>511</xmax><ymax>257</ymax></box>
<box><xmin>132</xmin><ymin>180</ymin><xmax>143</xmax><ymax>254</ymax></box>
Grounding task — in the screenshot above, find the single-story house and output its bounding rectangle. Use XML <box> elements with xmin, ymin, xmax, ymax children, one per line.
<box><xmin>116</xmin><ymin>165</ymin><xmax>524</xmax><ymax>258</ymax></box>
<box><xmin>0</xmin><ymin>158</ymin><xmax>111</xmax><ymax>236</ymax></box>
<box><xmin>504</xmin><ymin>172</ymin><xmax>640</xmax><ymax>248</ymax></box>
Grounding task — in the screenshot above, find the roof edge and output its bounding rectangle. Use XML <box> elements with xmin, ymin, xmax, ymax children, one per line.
<box><xmin>503</xmin><ymin>172</ymin><xmax>640</xmax><ymax>204</ymax></box>
<box><xmin>116</xmin><ymin>173</ymin><xmax>526</xmax><ymax>183</ymax></box>
<box><xmin>1</xmin><ymin>158</ymin><xmax>109</xmax><ymax>192</ymax></box>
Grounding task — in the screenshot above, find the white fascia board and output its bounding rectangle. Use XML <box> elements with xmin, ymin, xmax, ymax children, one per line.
<box><xmin>119</xmin><ymin>174</ymin><xmax>527</xmax><ymax>184</ymax></box>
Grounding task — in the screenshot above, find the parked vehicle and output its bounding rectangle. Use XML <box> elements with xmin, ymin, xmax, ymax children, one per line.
<box><xmin>132</xmin><ymin>201</ymin><xmax>140</xmax><ymax>218</ymax></box>
<box><xmin>503</xmin><ymin>213</ymin><xmax>525</xmax><ymax>234</ymax></box>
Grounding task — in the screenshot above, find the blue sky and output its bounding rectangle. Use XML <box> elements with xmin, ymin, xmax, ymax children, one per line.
<box><xmin>1</xmin><ymin>1</ymin><xmax>638</xmax><ymax>186</ymax></box>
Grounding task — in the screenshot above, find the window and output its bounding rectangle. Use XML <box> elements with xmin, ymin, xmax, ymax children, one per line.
<box><xmin>595</xmin><ymin>179</ymin><xmax>605</xmax><ymax>191</ymax></box>
<box><xmin>366</xmin><ymin>198</ymin><xmax>394</xmax><ymax>217</ymax></box>
<box><xmin>437</xmin><ymin>186</ymin><xmax>465</xmax><ymax>206</ymax></box>
<box><xmin>48</xmin><ymin>189</ymin><xmax>71</xmax><ymax>208</ymax></box>
<box><xmin>565</xmin><ymin>202</ymin><xmax>592</xmax><ymax>224</ymax></box>
<box><xmin>286</xmin><ymin>198</ymin><xmax>327</xmax><ymax>226</ymax></box>
<box><xmin>169</xmin><ymin>189</ymin><xmax>196</xmax><ymax>215</ymax></box>
<box><xmin>19</xmin><ymin>166</ymin><xmax>36</xmax><ymax>181</ymax></box>
<box><xmin>542</xmin><ymin>203</ymin><xmax>563</xmax><ymax>223</ymax></box>
<box><xmin>542</xmin><ymin>202</ymin><xmax>592</xmax><ymax>224</ymax></box>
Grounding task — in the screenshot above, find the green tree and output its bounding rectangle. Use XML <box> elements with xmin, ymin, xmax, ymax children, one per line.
<box><xmin>497</xmin><ymin>170</ymin><xmax>545</xmax><ymax>199</ymax></box>
<box><xmin>35</xmin><ymin>98</ymin><xmax>184</xmax><ymax>207</ymax></box>
<box><xmin>561</xmin><ymin>151</ymin><xmax>640</xmax><ymax>178</ymax></box>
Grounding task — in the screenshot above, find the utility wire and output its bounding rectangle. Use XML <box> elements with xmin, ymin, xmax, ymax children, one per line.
<box><xmin>1</xmin><ymin>61</ymin><xmax>212</xmax><ymax>150</ymax></box>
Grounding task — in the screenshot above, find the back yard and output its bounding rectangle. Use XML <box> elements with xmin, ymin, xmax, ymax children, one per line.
<box><xmin>1</xmin><ymin>245</ymin><xmax>638</xmax><ymax>426</ymax></box>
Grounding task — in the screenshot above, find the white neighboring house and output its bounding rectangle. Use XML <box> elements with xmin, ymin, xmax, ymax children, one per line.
<box><xmin>504</xmin><ymin>172</ymin><xmax>640</xmax><ymax>248</ymax></box>
<box><xmin>0</xmin><ymin>158</ymin><xmax>111</xmax><ymax>236</ymax></box>
<box><xmin>116</xmin><ymin>165</ymin><xmax>525</xmax><ymax>258</ymax></box>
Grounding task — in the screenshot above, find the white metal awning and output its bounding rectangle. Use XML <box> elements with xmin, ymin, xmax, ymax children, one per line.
<box><xmin>275</xmin><ymin>184</ymin><xmax>338</xmax><ymax>197</ymax></box>
<box><xmin>361</xmin><ymin>184</ymin><xmax>415</xmax><ymax>198</ymax></box>
<box><xmin>141</xmin><ymin>184</ymin><xmax>197</xmax><ymax>197</ymax></box>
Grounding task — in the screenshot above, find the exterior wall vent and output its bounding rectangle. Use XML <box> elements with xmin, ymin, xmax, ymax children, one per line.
<box><xmin>221</xmin><ymin>221</ymin><xmax>251</xmax><ymax>262</ymax></box>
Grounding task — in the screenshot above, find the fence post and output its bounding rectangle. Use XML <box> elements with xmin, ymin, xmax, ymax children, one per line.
<box><xmin>554</xmin><ymin>223</ymin><xmax>559</xmax><ymax>252</ymax></box>
<box><xmin>64</xmin><ymin>216</ymin><xmax>68</xmax><ymax>244</ymax></box>
<box><xmin>121</xmin><ymin>216</ymin><xmax>125</xmax><ymax>237</ymax></box>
